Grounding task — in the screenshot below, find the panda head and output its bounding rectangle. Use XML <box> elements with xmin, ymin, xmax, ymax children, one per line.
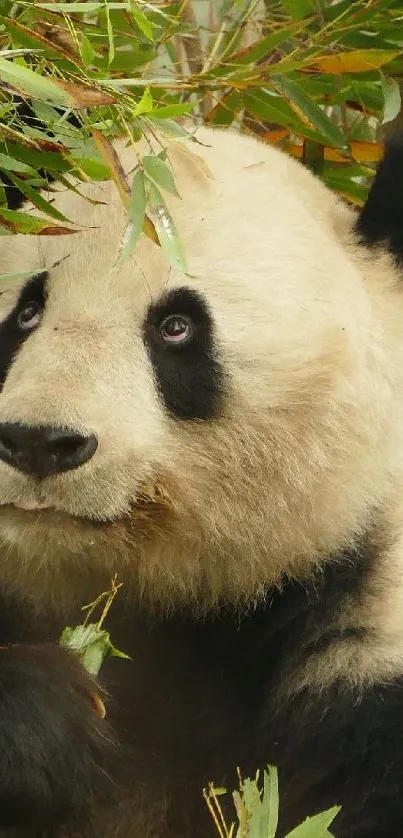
<box><xmin>0</xmin><ymin>126</ymin><xmax>400</xmax><ymax>611</ymax></box>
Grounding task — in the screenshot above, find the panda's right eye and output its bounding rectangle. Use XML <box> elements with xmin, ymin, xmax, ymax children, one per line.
<box><xmin>17</xmin><ymin>301</ymin><xmax>43</xmax><ymax>331</ymax></box>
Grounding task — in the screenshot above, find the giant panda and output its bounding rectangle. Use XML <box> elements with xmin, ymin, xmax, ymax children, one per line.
<box><xmin>0</xmin><ymin>123</ymin><xmax>401</xmax><ymax>837</ymax></box>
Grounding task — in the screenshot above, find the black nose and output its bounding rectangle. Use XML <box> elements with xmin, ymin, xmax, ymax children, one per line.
<box><xmin>0</xmin><ymin>423</ymin><xmax>98</xmax><ymax>479</ymax></box>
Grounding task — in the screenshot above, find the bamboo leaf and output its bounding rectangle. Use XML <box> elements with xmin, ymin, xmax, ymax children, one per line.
<box><xmin>131</xmin><ymin>7</ymin><xmax>155</xmax><ymax>40</ymax></box>
<box><xmin>380</xmin><ymin>73</ymin><xmax>401</xmax><ymax>124</ymax></box>
<box><xmin>81</xmin><ymin>35</ymin><xmax>95</xmax><ymax>67</ymax></box>
<box><xmin>143</xmin><ymin>155</ymin><xmax>179</xmax><ymax>196</ymax></box>
<box><xmin>307</xmin><ymin>49</ymin><xmax>399</xmax><ymax>74</ymax></box>
<box><xmin>6</xmin><ymin>173</ymin><xmax>73</xmax><ymax>223</ymax></box>
<box><xmin>104</xmin><ymin>0</ymin><xmax>115</xmax><ymax>65</ymax></box>
<box><xmin>133</xmin><ymin>86</ymin><xmax>154</xmax><ymax>116</ymax></box>
<box><xmin>262</xmin><ymin>766</ymin><xmax>279</xmax><ymax>838</ymax></box>
<box><xmin>147</xmin><ymin>182</ymin><xmax>187</xmax><ymax>273</ymax></box>
<box><xmin>281</xmin><ymin>0</ymin><xmax>315</xmax><ymax>19</ymax></box>
<box><xmin>227</xmin><ymin>24</ymin><xmax>309</xmax><ymax>66</ymax></box>
<box><xmin>0</xmin><ymin>153</ymin><xmax>35</xmax><ymax>174</ymax></box>
<box><xmin>149</xmin><ymin>103</ymin><xmax>195</xmax><ymax>119</ymax></box>
<box><xmin>117</xmin><ymin>169</ymin><xmax>146</xmax><ymax>262</ymax></box>
<box><xmin>90</xmin><ymin>128</ymin><xmax>130</xmax><ymax>206</ymax></box>
<box><xmin>271</xmin><ymin>75</ymin><xmax>348</xmax><ymax>149</ymax></box>
<box><xmin>285</xmin><ymin>806</ymin><xmax>341</xmax><ymax>837</ymax></box>
<box><xmin>0</xmin><ymin>207</ymin><xmax>76</xmax><ymax>235</ymax></box>
<box><xmin>0</xmin><ymin>56</ymin><xmax>71</xmax><ymax>104</ymax></box>
<box><xmin>350</xmin><ymin>140</ymin><xmax>384</xmax><ymax>163</ymax></box>
<box><xmin>2</xmin><ymin>17</ymin><xmax>82</xmax><ymax>70</ymax></box>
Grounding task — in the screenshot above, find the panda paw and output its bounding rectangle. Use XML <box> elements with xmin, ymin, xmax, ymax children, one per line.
<box><xmin>0</xmin><ymin>643</ymin><xmax>116</xmax><ymax>831</ymax></box>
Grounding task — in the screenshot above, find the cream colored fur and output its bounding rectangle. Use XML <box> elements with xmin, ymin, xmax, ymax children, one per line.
<box><xmin>0</xmin><ymin>127</ymin><xmax>402</xmax><ymax>686</ymax></box>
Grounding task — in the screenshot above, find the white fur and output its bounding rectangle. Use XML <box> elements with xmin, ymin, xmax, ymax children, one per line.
<box><xmin>0</xmin><ymin>127</ymin><xmax>402</xmax><ymax>683</ymax></box>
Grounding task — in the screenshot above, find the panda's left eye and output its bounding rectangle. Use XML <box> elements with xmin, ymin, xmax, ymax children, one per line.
<box><xmin>17</xmin><ymin>301</ymin><xmax>43</xmax><ymax>331</ymax></box>
<box><xmin>159</xmin><ymin>314</ymin><xmax>193</xmax><ymax>345</ymax></box>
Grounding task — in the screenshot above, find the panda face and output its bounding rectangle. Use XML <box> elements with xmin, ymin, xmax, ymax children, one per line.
<box><xmin>0</xmin><ymin>127</ymin><xmax>399</xmax><ymax>610</ymax></box>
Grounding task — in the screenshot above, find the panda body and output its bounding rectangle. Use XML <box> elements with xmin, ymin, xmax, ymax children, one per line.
<box><xmin>0</xmin><ymin>126</ymin><xmax>401</xmax><ymax>836</ymax></box>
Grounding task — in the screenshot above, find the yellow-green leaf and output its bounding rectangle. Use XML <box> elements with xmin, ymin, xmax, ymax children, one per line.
<box><xmin>117</xmin><ymin>169</ymin><xmax>146</xmax><ymax>263</ymax></box>
<box><xmin>307</xmin><ymin>49</ymin><xmax>399</xmax><ymax>74</ymax></box>
<box><xmin>131</xmin><ymin>7</ymin><xmax>155</xmax><ymax>40</ymax></box>
<box><xmin>147</xmin><ymin>182</ymin><xmax>187</xmax><ymax>273</ymax></box>
<box><xmin>0</xmin><ymin>207</ymin><xmax>76</xmax><ymax>235</ymax></box>
<box><xmin>133</xmin><ymin>86</ymin><xmax>153</xmax><ymax>116</ymax></box>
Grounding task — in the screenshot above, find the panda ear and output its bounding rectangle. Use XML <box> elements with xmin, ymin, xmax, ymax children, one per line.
<box><xmin>356</xmin><ymin>134</ymin><xmax>403</xmax><ymax>263</ymax></box>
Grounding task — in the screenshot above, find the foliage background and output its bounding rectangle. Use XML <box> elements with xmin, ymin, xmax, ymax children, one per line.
<box><xmin>0</xmin><ymin>0</ymin><xmax>402</xmax><ymax>243</ymax></box>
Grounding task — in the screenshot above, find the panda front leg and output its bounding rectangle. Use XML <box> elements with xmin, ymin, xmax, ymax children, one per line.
<box><xmin>0</xmin><ymin>643</ymin><xmax>116</xmax><ymax>835</ymax></box>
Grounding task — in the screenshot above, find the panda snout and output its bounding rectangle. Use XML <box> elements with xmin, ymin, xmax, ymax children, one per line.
<box><xmin>0</xmin><ymin>422</ymin><xmax>98</xmax><ymax>479</ymax></box>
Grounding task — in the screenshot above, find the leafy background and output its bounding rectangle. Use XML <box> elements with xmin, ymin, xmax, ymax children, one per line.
<box><xmin>0</xmin><ymin>0</ymin><xmax>401</xmax><ymax>242</ymax></box>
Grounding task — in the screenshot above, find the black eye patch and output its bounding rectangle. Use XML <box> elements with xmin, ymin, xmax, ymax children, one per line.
<box><xmin>0</xmin><ymin>271</ymin><xmax>48</xmax><ymax>389</ymax></box>
<box><xmin>144</xmin><ymin>287</ymin><xmax>224</xmax><ymax>420</ymax></box>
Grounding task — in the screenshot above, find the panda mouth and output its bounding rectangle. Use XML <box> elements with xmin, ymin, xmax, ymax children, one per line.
<box><xmin>13</xmin><ymin>500</ymin><xmax>54</xmax><ymax>512</ymax></box>
<box><xmin>8</xmin><ymin>500</ymin><xmax>109</xmax><ymax>525</ymax></box>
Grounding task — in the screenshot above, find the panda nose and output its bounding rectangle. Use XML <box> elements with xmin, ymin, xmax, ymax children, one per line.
<box><xmin>0</xmin><ymin>423</ymin><xmax>98</xmax><ymax>479</ymax></box>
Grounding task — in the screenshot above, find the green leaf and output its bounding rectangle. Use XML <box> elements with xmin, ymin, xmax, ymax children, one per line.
<box><xmin>149</xmin><ymin>119</ymin><xmax>195</xmax><ymax>141</ymax></box>
<box><xmin>60</xmin><ymin>622</ymin><xmax>130</xmax><ymax>676</ymax></box>
<box><xmin>81</xmin><ymin>35</ymin><xmax>95</xmax><ymax>67</ymax></box>
<box><xmin>149</xmin><ymin>103</ymin><xmax>195</xmax><ymax>119</ymax></box>
<box><xmin>133</xmin><ymin>86</ymin><xmax>153</xmax><ymax>116</ymax></box>
<box><xmin>31</xmin><ymin>101</ymin><xmax>63</xmax><ymax>126</ymax></box>
<box><xmin>0</xmin><ymin>57</ymin><xmax>71</xmax><ymax>105</ymax></box>
<box><xmin>282</xmin><ymin>0</ymin><xmax>315</xmax><ymax>18</ymax></box>
<box><xmin>131</xmin><ymin>7</ymin><xmax>155</xmax><ymax>40</ymax></box>
<box><xmin>380</xmin><ymin>73</ymin><xmax>401</xmax><ymax>124</ymax></box>
<box><xmin>0</xmin><ymin>152</ymin><xmax>35</xmax><ymax>174</ymax></box>
<box><xmin>285</xmin><ymin>806</ymin><xmax>341</xmax><ymax>837</ymax></box>
<box><xmin>143</xmin><ymin>155</ymin><xmax>179</xmax><ymax>196</ymax></box>
<box><xmin>147</xmin><ymin>181</ymin><xmax>187</xmax><ymax>273</ymax></box>
<box><xmin>227</xmin><ymin>24</ymin><xmax>308</xmax><ymax>66</ymax></box>
<box><xmin>263</xmin><ymin>766</ymin><xmax>279</xmax><ymax>838</ymax></box>
<box><xmin>243</xmin><ymin>90</ymin><xmax>331</xmax><ymax>145</ymax></box>
<box><xmin>105</xmin><ymin>0</ymin><xmax>115</xmax><ymax>65</ymax></box>
<box><xmin>271</xmin><ymin>75</ymin><xmax>348</xmax><ymax>149</ymax></box>
<box><xmin>60</xmin><ymin>624</ymin><xmax>110</xmax><ymax>676</ymax></box>
<box><xmin>303</xmin><ymin>140</ymin><xmax>325</xmax><ymax>176</ymax></box>
<box><xmin>6</xmin><ymin>173</ymin><xmax>73</xmax><ymax>223</ymax></box>
<box><xmin>117</xmin><ymin>169</ymin><xmax>146</xmax><ymax>262</ymax></box>
<box><xmin>71</xmin><ymin>156</ymin><xmax>111</xmax><ymax>180</ymax></box>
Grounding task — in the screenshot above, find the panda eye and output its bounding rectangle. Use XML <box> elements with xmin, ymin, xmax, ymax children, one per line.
<box><xmin>159</xmin><ymin>314</ymin><xmax>193</xmax><ymax>345</ymax></box>
<box><xmin>17</xmin><ymin>301</ymin><xmax>43</xmax><ymax>331</ymax></box>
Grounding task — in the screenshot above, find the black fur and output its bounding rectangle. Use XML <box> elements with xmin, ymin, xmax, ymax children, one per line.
<box><xmin>1</xmin><ymin>540</ymin><xmax>402</xmax><ymax>836</ymax></box>
<box><xmin>356</xmin><ymin>134</ymin><xmax>403</xmax><ymax>263</ymax></box>
<box><xmin>0</xmin><ymin>643</ymin><xmax>116</xmax><ymax>835</ymax></box>
<box><xmin>144</xmin><ymin>287</ymin><xmax>224</xmax><ymax>420</ymax></box>
<box><xmin>0</xmin><ymin>272</ymin><xmax>47</xmax><ymax>388</ymax></box>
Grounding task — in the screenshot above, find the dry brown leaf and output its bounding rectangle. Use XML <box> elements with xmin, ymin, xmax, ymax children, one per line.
<box><xmin>57</xmin><ymin>80</ymin><xmax>116</xmax><ymax>108</ymax></box>
<box><xmin>90</xmin><ymin>128</ymin><xmax>130</xmax><ymax>206</ymax></box>
<box><xmin>7</xmin><ymin>19</ymin><xmax>81</xmax><ymax>65</ymax></box>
